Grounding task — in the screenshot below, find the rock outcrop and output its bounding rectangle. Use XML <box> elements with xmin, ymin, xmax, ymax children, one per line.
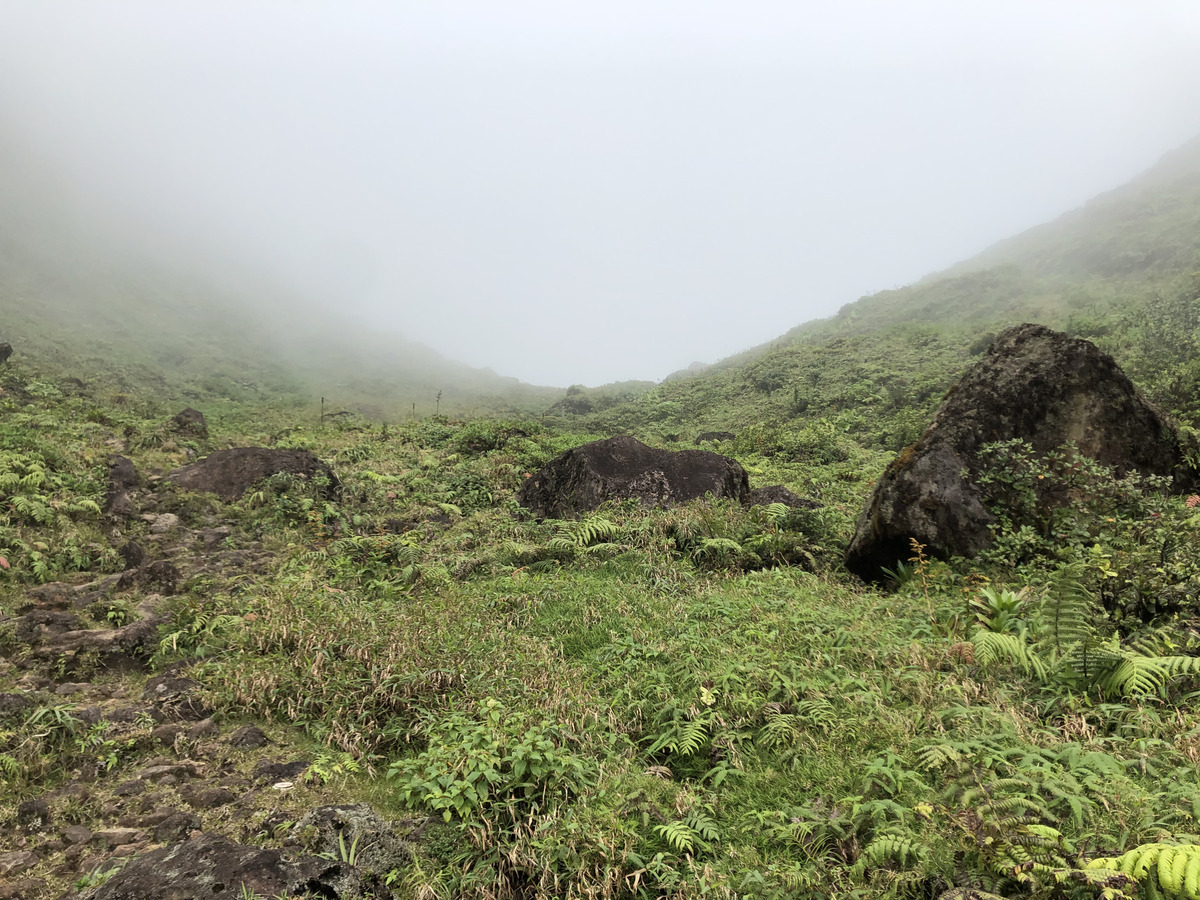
<box><xmin>845</xmin><ymin>324</ymin><xmax>1199</xmax><ymax>580</ymax></box>
<box><xmin>165</xmin><ymin>448</ymin><xmax>338</xmax><ymax>501</ymax></box>
<box><xmin>168</xmin><ymin>408</ymin><xmax>209</xmax><ymax>439</ymax></box>
<box><xmin>743</xmin><ymin>485</ymin><xmax>819</xmax><ymax>509</ymax></box>
<box><xmin>518</xmin><ymin>435</ymin><xmax>748</xmax><ymax>519</ymax></box>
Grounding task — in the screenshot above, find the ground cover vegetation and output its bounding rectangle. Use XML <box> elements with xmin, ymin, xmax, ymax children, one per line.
<box><xmin>2</xmin><ymin>137</ymin><xmax>1200</xmax><ymax>899</ymax></box>
<box><xmin>2</xmin><ymin>301</ymin><xmax>1200</xmax><ymax>899</ymax></box>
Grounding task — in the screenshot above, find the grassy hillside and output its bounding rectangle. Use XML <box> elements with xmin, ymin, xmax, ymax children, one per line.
<box><xmin>562</xmin><ymin>137</ymin><xmax>1200</xmax><ymax>446</ymax></box>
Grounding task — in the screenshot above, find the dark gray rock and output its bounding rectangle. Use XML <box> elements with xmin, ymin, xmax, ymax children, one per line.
<box><xmin>88</xmin><ymin>832</ymin><xmax>364</xmax><ymax>900</ymax></box>
<box><xmin>165</xmin><ymin>447</ymin><xmax>339</xmax><ymax>501</ymax></box>
<box><xmin>518</xmin><ymin>435</ymin><xmax>748</xmax><ymax>519</ymax></box>
<box><xmin>16</xmin><ymin>798</ymin><xmax>51</xmax><ymax>833</ymax></box>
<box><xmin>695</xmin><ymin>431</ymin><xmax>736</xmax><ymax>444</ymax></box>
<box><xmin>168</xmin><ymin>408</ymin><xmax>208</xmax><ymax>439</ymax></box>
<box><xmin>104</xmin><ymin>456</ymin><xmax>140</xmax><ymax>517</ymax></box>
<box><xmin>288</xmin><ymin>804</ymin><xmax>413</xmax><ymax>879</ymax></box>
<box><xmin>227</xmin><ymin>724</ymin><xmax>270</xmax><ymax>749</ymax></box>
<box><xmin>845</xmin><ymin>324</ymin><xmax>1200</xmax><ymax>580</ymax></box>
<box><xmin>0</xmin><ymin>342</ymin><xmax>12</xmax><ymax>364</ymax></box>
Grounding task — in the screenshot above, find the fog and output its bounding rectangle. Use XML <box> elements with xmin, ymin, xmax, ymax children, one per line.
<box><xmin>2</xmin><ymin>2</ymin><xmax>1200</xmax><ymax>387</ymax></box>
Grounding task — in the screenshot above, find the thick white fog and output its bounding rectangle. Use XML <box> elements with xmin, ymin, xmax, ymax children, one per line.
<box><xmin>2</xmin><ymin>1</ymin><xmax>1200</xmax><ymax>385</ymax></box>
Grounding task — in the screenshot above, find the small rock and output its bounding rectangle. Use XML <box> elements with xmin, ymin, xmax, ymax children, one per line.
<box><xmin>93</xmin><ymin>828</ymin><xmax>144</xmax><ymax>849</ymax></box>
<box><xmin>15</xmin><ymin>798</ymin><xmax>51</xmax><ymax>833</ymax></box>
<box><xmin>113</xmin><ymin>780</ymin><xmax>146</xmax><ymax>797</ymax></box>
<box><xmin>151</xmin><ymin>723</ymin><xmax>184</xmax><ymax>745</ymax></box>
<box><xmin>152</xmin><ymin>810</ymin><xmax>202</xmax><ymax>843</ymax></box>
<box><xmin>63</xmin><ymin>825</ymin><xmax>93</xmax><ymax>845</ymax></box>
<box><xmin>0</xmin><ymin>878</ymin><xmax>46</xmax><ymax>900</ymax></box>
<box><xmin>180</xmin><ymin>786</ymin><xmax>235</xmax><ymax>810</ymax></box>
<box><xmin>54</xmin><ymin>682</ymin><xmax>91</xmax><ymax>696</ymax></box>
<box><xmin>227</xmin><ymin>724</ymin><xmax>269</xmax><ymax>749</ymax></box>
<box><xmin>0</xmin><ymin>850</ymin><xmax>40</xmax><ymax>877</ymax></box>
<box><xmin>252</xmin><ymin>758</ymin><xmax>310</xmax><ymax>783</ymax></box>
<box><xmin>148</xmin><ymin>513</ymin><xmax>179</xmax><ymax>535</ymax></box>
<box><xmin>187</xmin><ymin>717</ymin><xmax>220</xmax><ymax>740</ymax></box>
<box><xmin>169</xmin><ymin>408</ymin><xmax>209</xmax><ymax>439</ymax></box>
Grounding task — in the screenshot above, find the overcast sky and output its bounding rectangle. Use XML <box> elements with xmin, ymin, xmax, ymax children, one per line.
<box><xmin>2</xmin><ymin>2</ymin><xmax>1200</xmax><ymax>386</ymax></box>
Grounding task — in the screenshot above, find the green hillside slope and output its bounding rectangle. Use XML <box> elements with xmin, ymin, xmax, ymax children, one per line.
<box><xmin>568</xmin><ymin>137</ymin><xmax>1200</xmax><ymax>444</ymax></box>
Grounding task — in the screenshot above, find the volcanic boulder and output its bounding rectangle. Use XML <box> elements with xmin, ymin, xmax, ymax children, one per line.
<box><xmin>518</xmin><ymin>435</ymin><xmax>748</xmax><ymax>519</ymax></box>
<box><xmin>168</xmin><ymin>407</ymin><xmax>209</xmax><ymax>439</ymax></box>
<box><xmin>845</xmin><ymin>323</ymin><xmax>1199</xmax><ymax>580</ymax></box>
<box><xmin>165</xmin><ymin>448</ymin><xmax>338</xmax><ymax>501</ymax></box>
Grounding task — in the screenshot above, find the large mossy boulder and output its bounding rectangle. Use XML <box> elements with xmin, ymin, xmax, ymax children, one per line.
<box><xmin>165</xmin><ymin>448</ymin><xmax>338</xmax><ymax>501</ymax></box>
<box><xmin>518</xmin><ymin>435</ymin><xmax>748</xmax><ymax>519</ymax></box>
<box><xmin>845</xmin><ymin>323</ymin><xmax>1199</xmax><ymax>580</ymax></box>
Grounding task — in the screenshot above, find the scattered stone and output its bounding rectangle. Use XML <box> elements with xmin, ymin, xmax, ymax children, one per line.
<box><xmin>743</xmin><ymin>485</ymin><xmax>820</xmax><ymax>508</ymax></box>
<box><xmin>151</xmin><ymin>810</ymin><xmax>202</xmax><ymax>843</ymax></box>
<box><xmin>187</xmin><ymin>718</ymin><xmax>220</xmax><ymax>740</ymax></box>
<box><xmin>55</xmin><ymin>682</ymin><xmax>92</xmax><ymax>696</ymax></box>
<box><xmin>518</xmin><ymin>435</ymin><xmax>749</xmax><ymax>519</ymax></box>
<box><xmin>0</xmin><ymin>342</ymin><xmax>13</xmax><ymax>363</ymax></box>
<box><xmin>288</xmin><ymin>804</ymin><xmax>414</xmax><ymax>878</ymax></box>
<box><xmin>0</xmin><ymin>878</ymin><xmax>45</xmax><ymax>900</ymax></box>
<box><xmin>227</xmin><ymin>724</ymin><xmax>269</xmax><ymax>749</ymax></box>
<box><xmin>113</xmin><ymin>780</ymin><xmax>146</xmax><ymax>797</ymax></box>
<box><xmin>104</xmin><ymin>456</ymin><xmax>141</xmax><ymax>518</ymax></box>
<box><xmin>15</xmin><ymin>609</ymin><xmax>81</xmax><ymax>644</ymax></box>
<box><xmin>16</xmin><ymin>798</ymin><xmax>51</xmax><ymax>833</ymax></box>
<box><xmin>846</xmin><ymin>324</ymin><xmax>1200</xmax><ymax>580</ymax></box>
<box><xmin>147</xmin><ymin>513</ymin><xmax>179</xmax><ymax>535</ymax></box>
<box><xmin>117</xmin><ymin>559</ymin><xmax>180</xmax><ymax>595</ymax></box>
<box><xmin>0</xmin><ymin>693</ymin><xmax>35</xmax><ymax>719</ymax></box>
<box><xmin>151</xmin><ymin>724</ymin><xmax>184</xmax><ymax>745</ymax></box>
<box><xmin>63</xmin><ymin>826</ymin><xmax>93</xmax><ymax>845</ymax></box>
<box><xmin>118</xmin><ymin>540</ymin><xmax>147</xmax><ymax>570</ymax></box>
<box><xmin>165</xmin><ymin>447</ymin><xmax>340</xmax><ymax>501</ymax></box>
<box><xmin>92</xmin><ymin>828</ymin><xmax>144</xmax><ymax>849</ymax></box>
<box><xmin>87</xmin><ymin>832</ymin><xmax>363</xmax><ymax>900</ymax></box>
<box><xmin>252</xmin><ymin>758</ymin><xmax>311</xmax><ymax>783</ymax></box>
<box><xmin>21</xmin><ymin>582</ymin><xmax>75</xmax><ymax>611</ymax></box>
<box><xmin>169</xmin><ymin>407</ymin><xmax>209</xmax><ymax>439</ymax></box>
<box><xmin>104</xmin><ymin>704</ymin><xmax>163</xmax><ymax>725</ymax></box>
<box><xmin>29</xmin><ymin>607</ymin><xmax>163</xmax><ymax>673</ymax></box>
<box><xmin>179</xmin><ymin>786</ymin><xmax>235</xmax><ymax>810</ymax></box>
<box><xmin>142</xmin><ymin>675</ymin><xmax>208</xmax><ymax>720</ymax></box>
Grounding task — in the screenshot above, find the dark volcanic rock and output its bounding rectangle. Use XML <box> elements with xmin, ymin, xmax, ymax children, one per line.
<box><xmin>88</xmin><ymin>832</ymin><xmax>363</xmax><ymax>900</ymax></box>
<box><xmin>168</xmin><ymin>408</ymin><xmax>208</xmax><ymax>439</ymax></box>
<box><xmin>0</xmin><ymin>342</ymin><xmax>11</xmax><ymax>363</ymax></box>
<box><xmin>518</xmin><ymin>435</ymin><xmax>748</xmax><ymax>519</ymax></box>
<box><xmin>104</xmin><ymin>456</ymin><xmax>140</xmax><ymax>517</ymax></box>
<box><xmin>744</xmin><ymin>485</ymin><xmax>820</xmax><ymax>509</ymax></box>
<box><xmin>164</xmin><ymin>447</ymin><xmax>339</xmax><ymax>501</ymax></box>
<box><xmin>288</xmin><ymin>804</ymin><xmax>413</xmax><ymax>876</ymax></box>
<box><xmin>695</xmin><ymin>431</ymin><xmax>736</xmax><ymax>444</ymax></box>
<box><xmin>845</xmin><ymin>324</ymin><xmax>1200</xmax><ymax>580</ymax></box>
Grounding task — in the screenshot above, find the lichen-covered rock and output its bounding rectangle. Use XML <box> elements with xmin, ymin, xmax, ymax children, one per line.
<box><xmin>288</xmin><ymin>804</ymin><xmax>413</xmax><ymax>878</ymax></box>
<box><xmin>168</xmin><ymin>408</ymin><xmax>208</xmax><ymax>439</ymax></box>
<box><xmin>86</xmin><ymin>832</ymin><xmax>363</xmax><ymax>900</ymax></box>
<box><xmin>165</xmin><ymin>447</ymin><xmax>338</xmax><ymax>501</ymax></box>
<box><xmin>846</xmin><ymin>324</ymin><xmax>1200</xmax><ymax>580</ymax></box>
<box><xmin>518</xmin><ymin>435</ymin><xmax>748</xmax><ymax>519</ymax></box>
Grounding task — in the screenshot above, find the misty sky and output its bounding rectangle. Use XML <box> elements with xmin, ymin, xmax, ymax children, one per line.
<box><xmin>2</xmin><ymin>2</ymin><xmax>1200</xmax><ymax>386</ymax></box>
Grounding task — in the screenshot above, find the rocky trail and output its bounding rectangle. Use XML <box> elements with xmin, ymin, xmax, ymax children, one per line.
<box><xmin>0</xmin><ymin>449</ymin><xmax>417</xmax><ymax>899</ymax></box>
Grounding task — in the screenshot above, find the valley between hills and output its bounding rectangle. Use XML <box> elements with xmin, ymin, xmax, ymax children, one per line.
<box><xmin>1</xmin><ymin>139</ymin><xmax>1200</xmax><ymax>899</ymax></box>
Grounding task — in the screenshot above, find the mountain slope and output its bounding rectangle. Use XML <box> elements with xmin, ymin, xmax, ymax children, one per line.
<box><xmin>580</xmin><ymin>136</ymin><xmax>1200</xmax><ymax>443</ymax></box>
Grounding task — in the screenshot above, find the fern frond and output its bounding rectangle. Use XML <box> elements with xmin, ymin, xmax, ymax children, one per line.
<box><xmin>972</xmin><ymin>630</ymin><xmax>1048</xmax><ymax>680</ymax></box>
